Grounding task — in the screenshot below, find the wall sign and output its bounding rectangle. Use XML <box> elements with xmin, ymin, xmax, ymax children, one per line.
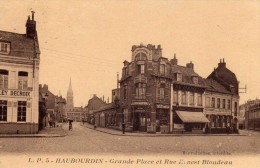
<box><xmin>0</xmin><ymin>89</ymin><xmax>31</xmax><ymax>97</ymax></box>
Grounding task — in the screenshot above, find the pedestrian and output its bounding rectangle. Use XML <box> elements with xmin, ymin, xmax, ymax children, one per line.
<box><xmin>122</xmin><ymin>122</ymin><xmax>126</xmax><ymax>134</ymax></box>
<box><xmin>68</xmin><ymin>119</ymin><xmax>73</xmax><ymax>131</ymax></box>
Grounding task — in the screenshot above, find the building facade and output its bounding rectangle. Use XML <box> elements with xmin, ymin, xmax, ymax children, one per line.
<box><xmin>204</xmin><ymin>59</ymin><xmax>240</xmax><ymax>133</ymax></box>
<box><xmin>243</xmin><ymin>99</ymin><xmax>260</xmax><ymax>131</ymax></box>
<box><xmin>0</xmin><ymin>12</ymin><xmax>40</xmax><ymax>134</ymax></box>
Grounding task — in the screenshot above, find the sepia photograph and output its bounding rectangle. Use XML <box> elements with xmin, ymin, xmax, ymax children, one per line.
<box><xmin>0</xmin><ymin>0</ymin><xmax>259</xmax><ymax>168</ymax></box>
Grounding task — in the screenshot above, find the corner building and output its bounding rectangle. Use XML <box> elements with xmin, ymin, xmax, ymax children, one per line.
<box><xmin>0</xmin><ymin>12</ymin><xmax>40</xmax><ymax>134</ymax></box>
<box><xmin>120</xmin><ymin>44</ymin><xmax>172</xmax><ymax>132</ymax></box>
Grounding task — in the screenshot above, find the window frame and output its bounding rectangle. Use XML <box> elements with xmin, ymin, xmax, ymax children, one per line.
<box><xmin>17</xmin><ymin>101</ymin><xmax>27</xmax><ymax>122</ymax></box>
<box><xmin>0</xmin><ymin>100</ymin><xmax>7</xmax><ymax>122</ymax></box>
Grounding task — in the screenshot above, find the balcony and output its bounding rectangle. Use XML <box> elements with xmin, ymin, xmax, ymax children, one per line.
<box><xmin>134</xmin><ymin>74</ymin><xmax>147</xmax><ymax>84</ymax></box>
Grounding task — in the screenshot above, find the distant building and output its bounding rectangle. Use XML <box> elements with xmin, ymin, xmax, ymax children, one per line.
<box><xmin>86</xmin><ymin>94</ymin><xmax>107</xmax><ymax>124</ymax></box>
<box><xmin>65</xmin><ymin>79</ymin><xmax>86</xmax><ymax>122</ymax></box>
<box><xmin>242</xmin><ymin>99</ymin><xmax>260</xmax><ymax>130</ymax></box>
<box><xmin>0</xmin><ymin>12</ymin><xmax>40</xmax><ymax>134</ymax></box>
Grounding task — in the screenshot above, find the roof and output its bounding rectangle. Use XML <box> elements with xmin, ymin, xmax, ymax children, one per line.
<box><xmin>93</xmin><ymin>103</ymin><xmax>115</xmax><ymax>113</ymax></box>
<box><xmin>0</xmin><ymin>30</ymin><xmax>39</xmax><ymax>58</ymax></box>
<box><xmin>176</xmin><ymin>111</ymin><xmax>210</xmax><ymax>123</ymax></box>
<box><xmin>171</xmin><ymin>65</ymin><xmax>206</xmax><ymax>87</ymax></box>
<box><xmin>204</xmin><ymin>79</ymin><xmax>232</xmax><ymax>94</ymax></box>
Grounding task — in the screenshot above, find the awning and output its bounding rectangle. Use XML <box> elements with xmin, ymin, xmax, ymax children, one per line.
<box><xmin>176</xmin><ymin>111</ymin><xmax>210</xmax><ymax>123</ymax></box>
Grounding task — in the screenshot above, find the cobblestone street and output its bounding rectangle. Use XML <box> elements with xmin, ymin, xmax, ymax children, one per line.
<box><xmin>0</xmin><ymin>122</ymin><xmax>259</xmax><ymax>156</ymax></box>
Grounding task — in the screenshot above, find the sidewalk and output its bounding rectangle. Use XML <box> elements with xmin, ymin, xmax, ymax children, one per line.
<box><xmin>81</xmin><ymin>123</ymin><xmax>247</xmax><ymax>137</ymax></box>
<box><xmin>0</xmin><ymin>123</ymin><xmax>66</xmax><ymax>138</ymax></box>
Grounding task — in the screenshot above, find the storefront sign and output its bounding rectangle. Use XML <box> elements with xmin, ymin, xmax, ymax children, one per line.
<box><xmin>0</xmin><ymin>89</ymin><xmax>31</xmax><ymax>97</ymax></box>
<box><xmin>156</xmin><ymin>104</ymin><xmax>170</xmax><ymax>109</ymax></box>
<box><xmin>131</xmin><ymin>101</ymin><xmax>149</xmax><ymax>106</ymax></box>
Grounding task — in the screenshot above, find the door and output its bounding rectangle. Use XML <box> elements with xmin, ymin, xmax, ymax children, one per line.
<box><xmin>133</xmin><ymin>112</ymin><xmax>140</xmax><ymax>131</ymax></box>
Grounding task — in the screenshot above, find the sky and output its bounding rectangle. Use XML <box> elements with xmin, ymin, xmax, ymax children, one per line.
<box><xmin>0</xmin><ymin>0</ymin><xmax>259</xmax><ymax>106</ymax></box>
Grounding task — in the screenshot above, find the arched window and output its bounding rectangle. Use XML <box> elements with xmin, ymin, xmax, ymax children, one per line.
<box><xmin>160</xmin><ymin>64</ymin><xmax>166</xmax><ymax>75</ymax></box>
<box><xmin>0</xmin><ymin>69</ymin><xmax>8</xmax><ymax>89</ymax></box>
<box><xmin>18</xmin><ymin>71</ymin><xmax>28</xmax><ymax>89</ymax></box>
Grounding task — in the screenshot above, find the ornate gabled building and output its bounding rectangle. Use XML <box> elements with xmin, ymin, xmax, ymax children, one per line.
<box><xmin>119</xmin><ymin>44</ymin><xmax>172</xmax><ymax>132</ymax></box>
<box><xmin>0</xmin><ymin>12</ymin><xmax>40</xmax><ymax>134</ymax></box>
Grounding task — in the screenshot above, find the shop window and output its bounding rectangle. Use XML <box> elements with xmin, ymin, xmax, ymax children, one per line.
<box><xmin>0</xmin><ymin>100</ymin><xmax>7</xmax><ymax>121</ymax></box>
<box><xmin>17</xmin><ymin>101</ymin><xmax>26</xmax><ymax>122</ymax></box>
<box><xmin>197</xmin><ymin>94</ymin><xmax>202</xmax><ymax>106</ymax></box>
<box><xmin>160</xmin><ymin>64</ymin><xmax>166</xmax><ymax>75</ymax></box>
<box><xmin>181</xmin><ymin>91</ymin><xmax>186</xmax><ymax>105</ymax></box>
<box><xmin>211</xmin><ymin>98</ymin><xmax>215</xmax><ymax>108</ymax></box>
<box><xmin>18</xmin><ymin>71</ymin><xmax>28</xmax><ymax>90</ymax></box>
<box><xmin>135</xmin><ymin>83</ymin><xmax>146</xmax><ymax>99</ymax></box>
<box><xmin>173</xmin><ymin>90</ymin><xmax>178</xmax><ymax>104</ymax></box>
<box><xmin>217</xmin><ymin>98</ymin><xmax>220</xmax><ymax>108</ymax></box>
<box><xmin>140</xmin><ymin>113</ymin><xmax>146</xmax><ymax>126</ymax></box>
<box><xmin>206</xmin><ymin>97</ymin><xmax>210</xmax><ymax>107</ymax></box>
<box><xmin>0</xmin><ymin>70</ymin><xmax>8</xmax><ymax>89</ymax></box>
<box><xmin>189</xmin><ymin>92</ymin><xmax>194</xmax><ymax>105</ymax></box>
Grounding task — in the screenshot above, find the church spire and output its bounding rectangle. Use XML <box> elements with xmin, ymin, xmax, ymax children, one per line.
<box><xmin>68</xmin><ymin>77</ymin><xmax>73</xmax><ymax>92</ymax></box>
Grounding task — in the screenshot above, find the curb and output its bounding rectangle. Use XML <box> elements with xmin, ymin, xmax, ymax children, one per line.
<box><xmin>81</xmin><ymin>124</ymin><xmax>247</xmax><ymax>137</ymax></box>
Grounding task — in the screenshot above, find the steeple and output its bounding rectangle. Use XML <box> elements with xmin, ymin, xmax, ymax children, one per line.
<box><xmin>66</xmin><ymin>77</ymin><xmax>74</xmax><ymax>108</ymax></box>
<box><xmin>68</xmin><ymin>77</ymin><xmax>73</xmax><ymax>93</ymax></box>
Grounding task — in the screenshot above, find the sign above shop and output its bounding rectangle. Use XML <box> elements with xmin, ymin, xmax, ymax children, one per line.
<box><xmin>131</xmin><ymin>101</ymin><xmax>149</xmax><ymax>106</ymax></box>
<box><xmin>0</xmin><ymin>89</ymin><xmax>31</xmax><ymax>97</ymax></box>
<box><xmin>156</xmin><ymin>104</ymin><xmax>170</xmax><ymax>109</ymax></box>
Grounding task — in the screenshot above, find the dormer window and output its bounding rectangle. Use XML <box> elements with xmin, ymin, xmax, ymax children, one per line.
<box><xmin>192</xmin><ymin>76</ymin><xmax>198</xmax><ymax>84</ymax></box>
<box><xmin>176</xmin><ymin>73</ymin><xmax>182</xmax><ymax>82</ymax></box>
<box><xmin>0</xmin><ymin>42</ymin><xmax>10</xmax><ymax>54</ymax></box>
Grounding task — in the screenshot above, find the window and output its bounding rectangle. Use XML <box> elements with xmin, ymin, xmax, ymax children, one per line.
<box><xmin>189</xmin><ymin>92</ymin><xmax>194</xmax><ymax>105</ymax></box>
<box><xmin>181</xmin><ymin>91</ymin><xmax>186</xmax><ymax>105</ymax></box>
<box><xmin>137</xmin><ymin>64</ymin><xmax>145</xmax><ymax>74</ymax></box>
<box><xmin>193</xmin><ymin>76</ymin><xmax>198</xmax><ymax>84</ymax></box>
<box><xmin>18</xmin><ymin>71</ymin><xmax>28</xmax><ymax>89</ymax></box>
<box><xmin>158</xmin><ymin>84</ymin><xmax>165</xmax><ymax>99</ymax></box>
<box><xmin>206</xmin><ymin>97</ymin><xmax>210</xmax><ymax>107</ymax></box>
<box><xmin>0</xmin><ymin>70</ymin><xmax>8</xmax><ymax>89</ymax></box>
<box><xmin>176</xmin><ymin>73</ymin><xmax>182</xmax><ymax>82</ymax></box>
<box><xmin>217</xmin><ymin>98</ymin><xmax>220</xmax><ymax>108</ymax></box>
<box><xmin>0</xmin><ymin>100</ymin><xmax>7</xmax><ymax>121</ymax></box>
<box><xmin>173</xmin><ymin>90</ymin><xmax>178</xmax><ymax>104</ymax></box>
<box><xmin>223</xmin><ymin>99</ymin><xmax>226</xmax><ymax>109</ymax></box>
<box><xmin>234</xmin><ymin>102</ymin><xmax>238</xmax><ymax>116</ymax></box>
<box><xmin>17</xmin><ymin>101</ymin><xmax>27</xmax><ymax>122</ymax></box>
<box><xmin>123</xmin><ymin>85</ymin><xmax>127</xmax><ymax>99</ymax></box>
<box><xmin>211</xmin><ymin>98</ymin><xmax>215</xmax><ymax>108</ymax></box>
<box><xmin>227</xmin><ymin>100</ymin><xmax>231</xmax><ymax>109</ymax></box>
<box><xmin>0</xmin><ymin>42</ymin><xmax>9</xmax><ymax>53</ymax></box>
<box><xmin>197</xmin><ymin>94</ymin><xmax>202</xmax><ymax>106</ymax></box>
<box><xmin>135</xmin><ymin>83</ymin><xmax>146</xmax><ymax>99</ymax></box>
<box><xmin>160</xmin><ymin>64</ymin><xmax>166</xmax><ymax>75</ymax></box>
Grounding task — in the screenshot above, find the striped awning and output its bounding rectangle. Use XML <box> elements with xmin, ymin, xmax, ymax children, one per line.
<box><xmin>176</xmin><ymin>111</ymin><xmax>210</xmax><ymax>123</ymax></box>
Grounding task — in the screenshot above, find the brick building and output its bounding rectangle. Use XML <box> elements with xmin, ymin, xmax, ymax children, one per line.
<box><xmin>0</xmin><ymin>12</ymin><xmax>40</xmax><ymax>134</ymax></box>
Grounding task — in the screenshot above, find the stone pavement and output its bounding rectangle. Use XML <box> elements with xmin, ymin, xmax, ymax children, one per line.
<box><xmin>81</xmin><ymin>122</ymin><xmax>247</xmax><ymax>137</ymax></box>
<box><xmin>0</xmin><ymin>123</ymin><xmax>66</xmax><ymax>138</ymax></box>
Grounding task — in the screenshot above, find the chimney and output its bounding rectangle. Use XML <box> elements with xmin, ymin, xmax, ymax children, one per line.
<box><xmin>170</xmin><ymin>53</ymin><xmax>178</xmax><ymax>65</ymax></box>
<box><xmin>218</xmin><ymin>58</ymin><xmax>226</xmax><ymax>68</ymax></box>
<box><xmin>186</xmin><ymin>61</ymin><xmax>194</xmax><ymax>69</ymax></box>
<box><xmin>26</xmin><ymin>11</ymin><xmax>37</xmax><ymax>39</ymax></box>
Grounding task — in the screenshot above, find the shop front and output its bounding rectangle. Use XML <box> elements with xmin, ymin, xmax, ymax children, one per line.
<box><xmin>131</xmin><ymin>101</ymin><xmax>150</xmax><ymax>132</ymax></box>
<box><xmin>155</xmin><ymin>104</ymin><xmax>170</xmax><ymax>133</ymax></box>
